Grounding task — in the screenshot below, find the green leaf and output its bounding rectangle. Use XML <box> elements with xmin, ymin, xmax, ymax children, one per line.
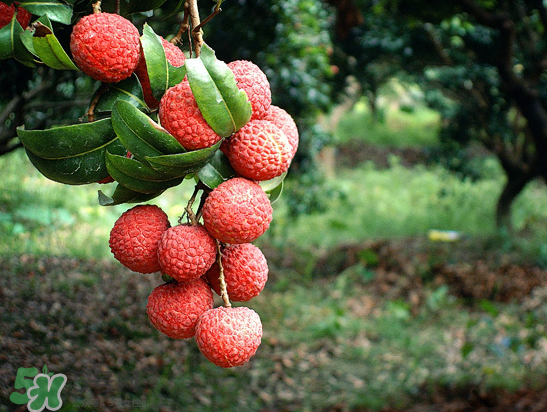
<box><xmin>185</xmin><ymin>43</ymin><xmax>252</xmax><ymax>137</ymax></box>
<box><xmin>18</xmin><ymin>118</ymin><xmax>117</xmax><ymax>159</ymax></box>
<box><xmin>105</xmin><ymin>152</ymin><xmax>184</xmax><ymax>194</ymax></box>
<box><xmin>0</xmin><ymin>17</ymin><xmax>36</xmax><ymax>66</ymax></box>
<box><xmin>98</xmin><ymin>185</ymin><xmax>164</xmax><ymax>206</ymax></box>
<box><xmin>196</xmin><ymin>149</ymin><xmax>236</xmax><ymax>189</ymax></box>
<box><xmin>93</xmin><ymin>75</ymin><xmax>148</xmax><ymax>116</ymax></box>
<box><xmin>24</xmin><ymin>137</ymin><xmax>126</xmax><ymax>185</ymax></box>
<box><xmin>32</xmin><ymin>19</ymin><xmax>78</xmax><ymax>70</ymax></box>
<box><xmin>145</xmin><ymin>139</ymin><xmax>223</xmax><ymax>174</ymax></box>
<box><xmin>261</xmin><ymin>173</ymin><xmax>285</xmax><ymax>204</ymax></box>
<box><xmin>140</xmin><ymin>24</ymin><xmax>186</xmax><ymax>101</ymax></box>
<box><xmin>111</xmin><ymin>100</ymin><xmax>185</xmax><ymax>164</ymax></box>
<box><xmin>19</xmin><ymin>1</ymin><xmax>73</xmax><ymax>25</ymax></box>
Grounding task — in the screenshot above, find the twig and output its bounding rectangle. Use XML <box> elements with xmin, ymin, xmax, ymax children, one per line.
<box><xmin>216</xmin><ymin>240</ymin><xmax>231</xmax><ymax>308</ymax></box>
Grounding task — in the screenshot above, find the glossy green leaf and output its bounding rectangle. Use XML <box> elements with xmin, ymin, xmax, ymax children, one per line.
<box><xmin>0</xmin><ymin>17</ymin><xmax>36</xmax><ymax>66</ymax></box>
<box><xmin>98</xmin><ymin>185</ymin><xmax>164</xmax><ymax>206</ymax></box>
<box><xmin>106</xmin><ymin>152</ymin><xmax>184</xmax><ymax>194</ymax></box>
<box><xmin>145</xmin><ymin>139</ymin><xmax>223</xmax><ymax>174</ymax></box>
<box><xmin>161</xmin><ymin>0</ymin><xmax>185</xmax><ymax>18</ymax></box>
<box><xmin>93</xmin><ymin>75</ymin><xmax>148</xmax><ymax>116</ymax></box>
<box><xmin>20</xmin><ymin>1</ymin><xmax>73</xmax><ymax>25</ymax></box>
<box><xmin>141</xmin><ymin>24</ymin><xmax>186</xmax><ymax>101</ymax></box>
<box><xmin>32</xmin><ymin>20</ymin><xmax>78</xmax><ymax>70</ymax></box>
<box><xmin>18</xmin><ymin>118</ymin><xmax>117</xmax><ymax>159</ymax></box>
<box><xmin>24</xmin><ymin>138</ymin><xmax>126</xmax><ymax>185</ymax></box>
<box><xmin>196</xmin><ymin>150</ymin><xmax>236</xmax><ymax>189</ymax></box>
<box><xmin>185</xmin><ymin>44</ymin><xmax>252</xmax><ymax>137</ymax></box>
<box><xmin>111</xmin><ymin>100</ymin><xmax>185</xmax><ymax>163</ymax></box>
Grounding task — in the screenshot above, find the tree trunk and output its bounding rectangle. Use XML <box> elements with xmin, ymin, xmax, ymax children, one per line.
<box><xmin>495</xmin><ymin>172</ymin><xmax>534</xmax><ymax>230</ymax></box>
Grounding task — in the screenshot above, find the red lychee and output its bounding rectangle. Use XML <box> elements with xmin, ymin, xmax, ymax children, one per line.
<box><xmin>227</xmin><ymin>60</ymin><xmax>271</xmax><ymax>120</ymax></box>
<box><xmin>258</xmin><ymin>105</ymin><xmax>299</xmax><ymax>159</ymax></box>
<box><xmin>135</xmin><ymin>37</ymin><xmax>186</xmax><ymax>109</ymax></box>
<box><xmin>206</xmin><ymin>243</ymin><xmax>268</xmax><ymax>302</ymax></box>
<box><xmin>70</xmin><ymin>13</ymin><xmax>141</xmax><ymax>83</ymax></box>
<box><xmin>159</xmin><ymin>78</ymin><xmax>222</xmax><ymax>150</ymax></box>
<box><xmin>157</xmin><ymin>223</ymin><xmax>217</xmax><ymax>282</ymax></box>
<box><xmin>109</xmin><ymin>204</ymin><xmax>170</xmax><ymax>273</ymax></box>
<box><xmin>201</xmin><ymin>177</ymin><xmax>273</xmax><ymax>244</ymax></box>
<box><xmin>195</xmin><ymin>306</ymin><xmax>262</xmax><ymax>368</ymax></box>
<box><xmin>146</xmin><ymin>278</ymin><xmax>214</xmax><ymax>339</ymax></box>
<box><xmin>0</xmin><ymin>2</ymin><xmax>31</xmax><ymax>28</ymax></box>
<box><xmin>224</xmin><ymin>119</ymin><xmax>292</xmax><ymax>181</ymax></box>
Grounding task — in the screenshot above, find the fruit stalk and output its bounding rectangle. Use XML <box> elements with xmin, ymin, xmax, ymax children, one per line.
<box><xmin>216</xmin><ymin>240</ymin><xmax>231</xmax><ymax>307</ymax></box>
<box><xmin>188</xmin><ymin>0</ymin><xmax>204</xmax><ymax>57</ymax></box>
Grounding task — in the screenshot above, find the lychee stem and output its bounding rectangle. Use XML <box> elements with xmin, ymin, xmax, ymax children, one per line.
<box><xmin>92</xmin><ymin>1</ymin><xmax>101</xmax><ymax>14</ymax></box>
<box><xmin>216</xmin><ymin>240</ymin><xmax>231</xmax><ymax>308</ymax></box>
<box><xmin>187</xmin><ymin>0</ymin><xmax>203</xmax><ymax>57</ymax></box>
<box><xmin>182</xmin><ymin>185</ymin><xmax>200</xmax><ymax>225</ymax></box>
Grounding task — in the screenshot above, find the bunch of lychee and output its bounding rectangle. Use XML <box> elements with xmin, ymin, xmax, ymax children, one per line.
<box><xmin>100</xmin><ymin>16</ymin><xmax>299</xmax><ymax>365</ymax></box>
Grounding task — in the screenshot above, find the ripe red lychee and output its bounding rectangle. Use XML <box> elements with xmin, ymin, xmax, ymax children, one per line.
<box><xmin>195</xmin><ymin>306</ymin><xmax>262</xmax><ymax>368</ymax></box>
<box><xmin>135</xmin><ymin>37</ymin><xmax>186</xmax><ymax>109</ymax></box>
<box><xmin>0</xmin><ymin>2</ymin><xmax>31</xmax><ymax>28</ymax></box>
<box><xmin>109</xmin><ymin>204</ymin><xmax>170</xmax><ymax>273</ymax></box>
<box><xmin>224</xmin><ymin>119</ymin><xmax>292</xmax><ymax>181</ymax></box>
<box><xmin>206</xmin><ymin>243</ymin><xmax>268</xmax><ymax>302</ymax></box>
<box><xmin>146</xmin><ymin>278</ymin><xmax>213</xmax><ymax>339</ymax></box>
<box><xmin>159</xmin><ymin>78</ymin><xmax>222</xmax><ymax>150</ymax></box>
<box><xmin>70</xmin><ymin>13</ymin><xmax>141</xmax><ymax>83</ymax></box>
<box><xmin>157</xmin><ymin>223</ymin><xmax>217</xmax><ymax>282</ymax></box>
<box><xmin>227</xmin><ymin>60</ymin><xmax>271</xmax><ymax>120</ymax></box>
<box><xmin>258</xmin><ymin>105</ymin><xmax>299</xmax><ymax>159</ymax></box>
<box><xmin>201</xmin><ymin>177</ymin><xmax>273</xmax><ymax>244</ymax></box>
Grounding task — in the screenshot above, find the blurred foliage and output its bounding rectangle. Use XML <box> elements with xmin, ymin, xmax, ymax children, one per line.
<box><xmin>331</xmin><ymin>0</ymin><xmax>547</xmax><ymax>227</ymax></box>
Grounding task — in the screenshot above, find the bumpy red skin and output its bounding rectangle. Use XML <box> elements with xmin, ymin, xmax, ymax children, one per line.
<box><xmin>109</xmin><ymin>205</ymin><xmax>170</xmax><ymax>274</ymax></box>
<box><xmin>70</xmin><ymin>13</ymin><xmax>141</xmax><ymax>83</ymax></box>
<box><xmin>15</xmin><ymin>3</ymin><xmax>31</xmax><ymax>28</ymax></box>
<box><xmin>225</xmin><ymin>119</ymin><xmax>292</xmax><ymax>181</ymax></box>
<box><xmin>227</xmin><ymin>60</ymin><xmax>271</xmax><ymax>120</ymax></box>
<box><xmin>159</xmin><ymin>79</ymin><xmax>222</xmax><ymax>150</ymax></box>
<box><xmin>157</xmin><ymin>224</ymin><xmax>217</xmax><ymax>282</ymax></box>
<box><xmin>206</xmin><ymin>243</ymin><xmax>268</xmax><ymax>302</ymax></box>
<box><xmin>146</xmin><ymin>278</ymin><xmax>214</xmax><ymax>339</ymax></box>
<box><xmin>202</xmin><ymin>177</ymin><xmax>273</xmax><ymax>244</ymax></box>
<box><xmin>195</xmin><ymin>306</ymin><xmax>262</xmax><ymax>368</ymax></box>
<box><xmin>135</xmin><ymin>37</ymin><xmax>186</xmax><ymax>109</ymax></box>
<box><xmin>258</xmin><ymin>105</ymin><xmax>299</xmax><ymax>159</ymax></box>
<box><xmin>0</xmin><ymin>2</ymin><xmax>30</xmax><ymax>28</ymax></box>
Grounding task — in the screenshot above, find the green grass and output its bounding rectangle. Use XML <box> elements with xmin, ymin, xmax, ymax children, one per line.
<box><xmin>3</xmin><ymin>148</ymin><xmax>547</xmax><ymax>264</ymax></box>
<box><xmin>265</xmin><ymin>158</ymin><xmax>547</xmax><ymax>259</ymax></box>
<box><xmin>334</xmin><ymin>100</ymin><xmax>441</xmax><ymax>147</ymax></box>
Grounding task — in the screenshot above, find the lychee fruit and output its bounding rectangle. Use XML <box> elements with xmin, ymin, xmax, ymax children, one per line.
<box><xmin>206</xmin><ymin>243</ymin><xmax>268</xmax><ymax>302</ymax></box>
<box><xmin>159</xmin><ymin>78</ymin><xmax>223</xmax><ymax>150</ymax></box>
<box><xmin>224</xmin><ymin>119</ymin><xmax>292</xmax><ymax>181</ymax></box>
<box><xmin>201</xmin><ymin>177</ymin><xmax>273</xmax><ymax>244</ymax></box>
<box><xmin>195</xmin><ymin>306</ymin><xmax>262</xmax><ymax>368</ymax></box>
<box><xmin>258</xmin><ymin>105</ymin><xmax>299</xmax><ymax>159</ymax></box>
<box><xmin>0</xmin><ymin>2</ymin><xmax>31</xmax><ymax>28</ymax></box>
<box><xmin>70</xmin><ymin>13</ymin><xmax>141</xmax><ymax>83</ymax></box>
<box><xmin>135</xmin><ymin>37</ymin><xmax>186</xmax><ymax>109</ymax></box>
<box><xmin>109</xmin><ymin>204</ymin><xmax>170</xmax><ymax>273</ymax></box>
<box><xmin>157</xmin><ymin>223</ymin><xmax>217</xmax><ymax>282</ymax></box>
<box><xmin>227</xmin><ymin>60</ymin><xmax>271</xmax><ymax>120</ymax></box>
<box><xmin>146</xmin><ymin>278</ymin><xmax>214</xmax><ymax>339</ymax></box>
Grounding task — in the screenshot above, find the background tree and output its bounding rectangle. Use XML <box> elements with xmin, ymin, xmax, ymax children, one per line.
<box><xmin>331</xmin><ymin>0</ymin><xmax>547</xmax><ymax>229</ymax></box>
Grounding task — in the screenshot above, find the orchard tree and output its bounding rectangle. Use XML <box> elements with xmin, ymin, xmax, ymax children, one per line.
<box><xmin>0</xmin><ymin>0</ymin><xmax>325</xmax><ymax>368</ymax></box>
<box><xmin>333</xmin><ymin>0</ymin><xmax>547</xmax><ymax>229</ymax></box>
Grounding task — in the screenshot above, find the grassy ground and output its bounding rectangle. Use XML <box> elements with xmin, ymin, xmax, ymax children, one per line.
<box><xmin>2</xmin><ymin>102</ymin><xmax>547</xmax><ymax>411</ymax></box>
